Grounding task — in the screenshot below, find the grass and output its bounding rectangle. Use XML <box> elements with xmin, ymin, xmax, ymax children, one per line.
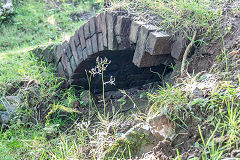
<box><xmin>107</xmin><ymin>0</ymin><xmax>231</xmax><ymax>42</ymax></box>
<box><xmin>147</xmin><ymin>71</ymin><xmax>240</xmax><ymax>159</ymax></box>
<box><xmin>0</xmin><ymin>0</ymin><xmax>240</xmax><ymax>159</ymax></box>
<box><xmin>0</xmin><ymin>1</ymin><xmax>136</xmax><ymax>159</ymax></box>
<box><xmin>0</xmin><ymin>0</ymin><xmax>104</xmax><ymax>159</ymax></box>
<box><xmin>0</xmin><ymin>0</ymin><xmax>99</xmax><ymax>52</ymax></box>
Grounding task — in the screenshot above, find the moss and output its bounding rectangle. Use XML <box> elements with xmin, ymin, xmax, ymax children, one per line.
<box><xmin>104</xmin><ymin>138</ymin><xmax>137</xmax><ymax>159</ymax></box>
<box><xmin>104</xmin><ymin>131</ymin><xmax>155</xmax><ymax>159</ymax></box>
<box><xmin>0</xmin><ymin>103</ymin><xmax>6</xmax><ymax>111</ymax></box>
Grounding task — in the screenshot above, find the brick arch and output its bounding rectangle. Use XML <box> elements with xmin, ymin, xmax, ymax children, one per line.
<box><xmin>54</xmin><ymin>12</ymin><xmax>173</xmax><ymax>87</ymax></box>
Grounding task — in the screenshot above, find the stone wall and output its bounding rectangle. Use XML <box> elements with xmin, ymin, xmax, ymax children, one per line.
<box><xmin>53</xmin><ymin>11</ymin><xmax>174</xmax><ymax>89</ymax></box>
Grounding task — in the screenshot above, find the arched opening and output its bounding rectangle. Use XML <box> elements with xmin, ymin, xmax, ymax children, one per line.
<box><xmin>71</xmin><ymin>49</ymin><xmax>172</xmax><ymax>93</ymax></box>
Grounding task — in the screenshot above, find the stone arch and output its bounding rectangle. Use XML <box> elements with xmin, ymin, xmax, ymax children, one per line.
<box><xmin>54</xmin><ymin>12</ymin><xmax>173</xmax><ymax>90</ymax></box>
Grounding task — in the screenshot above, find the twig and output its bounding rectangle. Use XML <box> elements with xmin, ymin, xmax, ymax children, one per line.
<box><xmin>180</xmin><ymin>30</ymin><xmax>197</xmax><ymax>76</ymax></box>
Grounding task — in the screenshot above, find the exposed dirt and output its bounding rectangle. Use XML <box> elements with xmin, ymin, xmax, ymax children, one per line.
<box><xmin>188</xmin><ymin>1</ymin><xmax>240</xmax><ymax>81</ymax></box>
<box><xmin>132</xmin><ymin>3</ymin><xmax>240</xmax><ymax>155</ymax></box>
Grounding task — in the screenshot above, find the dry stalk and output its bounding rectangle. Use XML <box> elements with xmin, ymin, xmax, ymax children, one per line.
<box><xmin>180</xmin><ymin>30</ymin><xmax>197</xmax><ymax>76</ymax></box>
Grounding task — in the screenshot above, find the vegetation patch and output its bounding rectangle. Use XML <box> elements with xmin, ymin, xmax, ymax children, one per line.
<box><xmin>106</xmin><ymin>0</ymin><xmax>232</xmax><ymax>41</ymax></box>
<box><xmin>0</xmin><ymin>0</ymin><xmax>100</xmax><ymax>52</ymax></box>
<box><xmin>0</xmin><ymin>0</ymin><xmax>240</xmax><ymax>159</ymax></box>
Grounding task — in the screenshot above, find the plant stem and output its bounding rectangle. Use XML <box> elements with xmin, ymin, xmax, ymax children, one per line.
<box><xmin>221</xmin><ymin>35</ymin><xmax>229</xmax><ymax>80</ymax></box>
<box><xmin>102</xmin><ymin>69</ymin><xmax>106</xmax><ymax>118</ymax></box>
<box><xmin>181</xmin><ymin>30</ymin><xmax>197</xmax><ymax>76</ymax></box>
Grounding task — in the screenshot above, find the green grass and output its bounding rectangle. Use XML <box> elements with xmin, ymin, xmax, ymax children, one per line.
<box><xmin>108</xmin><ymin>0</ymin><xmax>232</xmax><ymax>43</ymax></box>
<box><xmin>0</xmin><ymin>49</ymin><xmax>91</xmax><ymax>159</ymax></box>
<box><xmin>0</xmin><ymin>120</ymin><xmax>91</xmax><ymax>159</ymax></box>
<box><xmin>0</xmin><ymin>0</ymin><xmax>240</xmax><ymax>159</ymax></box>
<box><xmin>148</xmin><ymin>72</ymin><xmax>240</xmax><ymax>159</ymax></box>
<box><xmin>0</xmin><ymin>0</ymin><xmax>99</xmax><ymax>52</ymax></box>
<box><xmin>0</xmin><ymin>0</ymin><xmax>103</xmax><ymax>159</ymax></box>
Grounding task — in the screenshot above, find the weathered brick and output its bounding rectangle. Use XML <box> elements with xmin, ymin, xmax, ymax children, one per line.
<box><xmin>107</xmin><ymin>12</ymin><xmax>118</xmax><ymax>50</ymax></box>
<box><xmin>91</xmin><ymin>34</ymin><xmax>98</xmax><ymax>54</ymax></box>
<box><xmin>115</xmin><ymin>16</ymin><xmax>123</xmax><ymax>36</ymax></box>
<box><xmin>98</xmin><ymin>33</ymin><xmax>104</xmax><ymax>52</ymax></box>
<box><xmin>145</xmin><ymin>31</ymin><xmax>171</xmax><ymax>55</ymax></box>
<box><xmin>61</xmin><ymin>52</ymin><xmax>72</xmax><ymax>77</ymax></box>
<box><xmin>84</xmin><ymin>21</ymin><xmax>91</xmax><ymax>39</ymax></box>
<box><xmin>129</xmin><ymin>21</ymin><xmax>145</xmax><ymax>43</ymax></box>
<box><xmin>65</xmin><ymin>44</ymin><xmax>72</xmax><ymax>58</ymax></box>
<box><xmin>58</xmin><ymin>61</ymin><xmax>66</xmax><ymax>78</ymax></box>
<box><xmin>171</xmin><ymin>35</ymin><xmax>189</xmax><ymax>60</ymax></box>
<box><xmin>86</xmin><ymin>38</ymin><xmax>93</xmax><ymax>56</ymax></box>
<box><xmin>96</xmin><ymin>13</ymin><xmax>102</xmax><ymax>33</ymax></box>
<box><xmin>114</xmin><ymin>16</ymin><xmax>132</xmax><ymax>48</ymax></box>
<box><xmin>74</xmin><ymin>30</ymin><xmax>80</xmax><ymax>46</ymax></box>
<box><xmin>82</xmin><ymin>48</ymin><xmax>88</xmax><ymax>60</ymax></box>
<box><xmin>70</xmin><ymin>36</ymin><xmax>81</xmax><ymax>65</ymax></box>
<box><xmin>62</xmin><ymin>41</ymin><xmax>68</xmax><ymax>52</ymax></box>
<box><xmin>55</xmin><ymin>44</ymin><xmax>63</xmax><ymax>62</ymax></box>
<box><xmin>77</xmin><ymin>44</ymin><xmax>83</xmax><ymax>62</ymax></box>
<box><xmin>101</xmin><ymin>12</ymin><xmax>108</xmax><ymax>48</ymax></box>
<box><xmin>78</xmin><ymin>26</ymin><xmax>86</xmax><ymax>49</ymax></box>
<box><xmin>89</xmin><ymin>16</ymin><xmax>96</xmax><ymax>36</ymax></box>
<box><xmin>135</xmin><ymin>51</ymin><xmax>172</xmax><ymax>67</ymax></box>
<box><xmin>133</xmin><ymin>24</ymin><xmax>158</xmax><ymax>67</ymax></box>
<box><xmin>70</xmin><ymin>56</ymin><xmax>77</xmax><ymax>72</ymax></box>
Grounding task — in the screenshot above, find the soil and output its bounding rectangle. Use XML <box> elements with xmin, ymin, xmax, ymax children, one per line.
<box><xmin>188</xmin><ymin>0</ymin><xmax>240</xmax><ymax>80</ymax></box>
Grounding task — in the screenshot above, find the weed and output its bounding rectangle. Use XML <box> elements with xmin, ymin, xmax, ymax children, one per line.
<box><xmin>89</xmin><ymin>56</ymin><xmax>115</xmax><ymax>118</ymax></box>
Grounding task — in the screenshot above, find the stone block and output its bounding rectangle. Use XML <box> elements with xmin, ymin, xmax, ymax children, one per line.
<box><xmin>74</xmin><ymin>30</ymin><xmax>80</xmax><ymax>46</ymax></box>
<box><xmin>84</xmin><ymin>21</ymin><xmax>91</xmax><ymax>39</ymax></box>
<box><xmin>62</xmin><ymin>41</ymin><xmax>68</xmax><ymax>53</ymax></box>
<box><xmin>115</xmin><ymin>16</ymin><xmax>132</xmax><ymax>36</ymax></box>
<box><xmin>98</xmin><ymin>33</ymin><xmax>104</xmax><ymax>52</ymax></box>
<box><xmin>70</xmin><ymin>36</ymin><xmax>81</xmax><ymax>65</ymax></box>
<box><xmin>70</xmin><ymin>56</ymin><xmax>77</xmax><ymax>72</ymax></box>
<box><xmin>65</xmin><ymin>44</ymin><xmax>72</xmax><ymax>58</ymax></box>
<box><xmin>115</xmin><ymin>16</ymin><xmax>123</xmax><ymax>36</ymax></box>
<box><xmin>133</xmin><ymin>24</ymin><xmax>158</xmax><ymax>67</ymax></box>
<box><xmin>145</xmin><ymin>31</ymin><xmax>171</xmax><ymax>55</ymax></box>
<box><xmin>129</xmin><ymin>21</ymin><xmax>145</xmax><ymax>43</ymax></box>
<box><xmin>55</xmin><ymin>44</ymin><xmax>63</xmax><ymax>63</ymax></box>
<box><xmin>61</xmin><ymin>53</ymin><xmax>72</xmax><ymax>78</ymax></box>
<box><xmin>91</xmin><ymin>34</ymin><xmax>98</xmax><ymax>54</ymax></box>
<box><xmin>58</xmin><ymin>62</ymin><xmax>66</xmax><ymax>78</ymax></box>
<box><xmin>82</xmin><ymin>49</ymin><xmax>88</xmax><ymax>60</ymax></box>
<box><xmin>136</xmin><ymin>52</ymin><xmax>173</xmax><ymax>67</ymax></box>
<box><xmin>77</xmin><ymin>44</ymin><xmax>83</xmax><ymax>62</ymax></box>
<box><xmin>89</xmin><ymin>16</ymin><xmax>96</xmax><ymax>36</ymax></box>
<box><xmin>106</xmin><ymin>12</ymin><xmax>118</xmax><ymax>50</ymax></box>
<box><xmin>101</xmin><ymin>12</ymin><xmax>108</xmax><ymax>48</ymax></box>
<box><xmin>147</xmin><ymin>112</ymin><xmax>175</xmax><ymax>140</ymax></box>
<box><xmin>86</xmin><ymin>38</ymin><xmax>93</xmax><ymax>56</ymax></box>
<box><xmin>115</xmin><ymin>16</ymin><xmax>132</xmax><ymax>48</ymax></box>
<box><xmin>171</xmin><ymin>35</ymin><xmax>189</xmax><ymax>60</ymax></box>
<box><xmin>96</xmin><ymin>13</ymin><xmax>102</xmax><ymax>33</ymax></box>
<box><xmin>79</xmin><ymin>26</ymin><xmax>86</xmax><ymax>49</ymax></box>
